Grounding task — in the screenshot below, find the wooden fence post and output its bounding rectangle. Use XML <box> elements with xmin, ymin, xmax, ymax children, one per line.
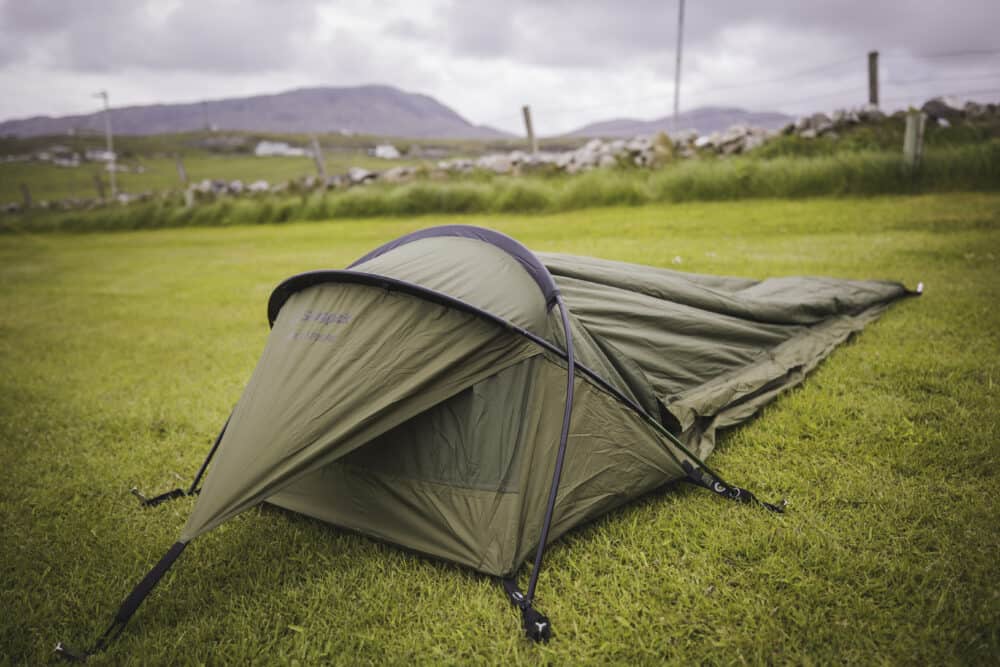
<box><xmin>175</xmin><ymin>154</ymin><xmax>188</xmax><ymax>186</ymax></box>
<box><xmin>903</xmin><ymin>109</ymin><xmax>927</xmax><ymax>169</ymax></box>
<box><xmin>522</xmin><ymin>105</ymin><xmax>538</xmax><ymax>154</ymax></box>
<box><xmin>20</xmin><ymin>183</ymin><xmax>31</xmax><ymax>209</ymax></box>
<box><xmin>93</xmin><ymin>171</ymin><xmax>106</xmax><ymax>201</ymax></box>
<box><xmin>311</xmin><ymin>136</ymin><xmax>328</xmax><ymax>180</ymax></box>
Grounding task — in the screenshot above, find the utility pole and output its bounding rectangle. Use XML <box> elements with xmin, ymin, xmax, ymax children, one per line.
<box><xmin>521</xmin><ymin>105</ymin><xmax>538</xmax><ymax>154</ymax></box>
<box><xmin>868</xmin><ymin>51</ymin><xmax>879</xmax><ymax>107</ymax></box>
<box><xmin>673</xmin><ymin>0</ymin><xmax>685</xmax><ymax>133</ymax></box>
<box><xmin>94</xmin><ymin>91</ymin><xmax>117</xmax><ymax>198</ymax></box>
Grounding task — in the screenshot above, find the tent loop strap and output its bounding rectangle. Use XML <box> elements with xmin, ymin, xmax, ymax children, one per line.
<box><xmin>501</xmin><ymin>578</ymin><xmax>552</xmax><ymax>643</ymax></box>
<box><xmin>130</xmin><ymin>413</ymin><xmax>231</xmax><ymax>508</ymax></box>
<box><xmin>54</xmin><ymin>542</ymin><xmax>187</xmax><ymax>662</ymax></box>
<box><xmin>130</xmin><ymin>486</ymin><xmax>193</xmax><ymax>508</ymax></box>
<box><xmin>681</xmin><ymin>461</ymin><xmax>787</xmax><ymax>513</ymax></box>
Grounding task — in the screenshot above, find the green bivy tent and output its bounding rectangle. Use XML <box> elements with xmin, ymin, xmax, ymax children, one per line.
<box><xmin>57</xmin><ymin>225</ymin><xmax>918</xmax><ymax>657</ymax></box>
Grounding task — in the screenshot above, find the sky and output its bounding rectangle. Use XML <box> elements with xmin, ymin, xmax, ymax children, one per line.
<box><xmin>2</xmin><ymin>0</ymin><xmax>998</xmax><ymax>135</ymax></box>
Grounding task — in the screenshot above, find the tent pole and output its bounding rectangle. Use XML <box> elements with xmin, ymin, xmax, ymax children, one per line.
<box><xmin>186</xmin><ymin>413</ymin><xmax>231</xmax><ymax>494</ymax></box>
<box><xmin>525</xmin><ymin>295</ymin><xmax>576</xmax><ymax>610</ymax></box>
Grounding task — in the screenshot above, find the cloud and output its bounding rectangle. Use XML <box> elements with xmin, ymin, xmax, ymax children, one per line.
<box><xmin>1</xmin><ymin>0</ymin><xmax>319</xmax><ymax>73</ymax></box>
<box><xmin>0</xmin><ymin>0</ymin><xmax>997</xmax><ymax>132</ymax></box>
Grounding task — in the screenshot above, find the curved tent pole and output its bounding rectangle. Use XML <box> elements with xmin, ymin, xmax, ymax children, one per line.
<box><xmin>513</xmin><ymin>292</ymin><xmax>576</xmax><ymax>642</ymax></box>
<box><xmin>342</xmin><ymin>223</ymin><xmax>578</xmax><ymax>642</ymax></box>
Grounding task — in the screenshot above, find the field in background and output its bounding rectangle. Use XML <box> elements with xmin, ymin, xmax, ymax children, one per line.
<box><xmin>0</xmin><ymin>129</ymin><xmax>586</xmax><ymax>204</ymax></box>
<box><xmin>6</xmin><ymin>143</ymin><xmax>998</xmax><ymax>233</ymax></box>
<box><xmin>2</xmin><ymin>114</ymin><xmax>998</xmax><ymax>223</ymax></box>
<box><xmin>1</xmin><ymin>193</ymin><xmax>997</xmax><ymax>664</ymax></box>
<box><xmin>0</xmin><ymin>152</ymin><xmax>432</xmax><ymax>204</ymax></box>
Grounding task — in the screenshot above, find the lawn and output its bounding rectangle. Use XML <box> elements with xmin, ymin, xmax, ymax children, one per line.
<box><xmin>1</xmin><ymin>193</ymin><xmax>998</xmax><ymax>664</ymax></box>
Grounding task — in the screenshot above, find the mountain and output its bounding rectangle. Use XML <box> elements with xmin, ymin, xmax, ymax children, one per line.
<box><xmin>566</xmin><ymin>106</ymin><xmax>794</xmax><ymax>137</ymax></box>
<box><xmin>0</xmin><ymin>85</ymin><xmax>513</xmax><ymax>139</ymax></box>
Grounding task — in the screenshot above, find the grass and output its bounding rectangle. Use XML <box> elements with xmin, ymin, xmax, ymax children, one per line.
<box><xmin>0</xmin><ymin>128</ymin><xmax>588</xmax><ymax>205</ymax></box>
<box><xmin>1</xmin><ymin>193</ymin><xmax>998</xmax><ymax>664</ymax></box>
<box><xmin>0</xmin><ymin>153</ymin><xmax>423</xmax><ymax>205</ymax></box>
<box><xmin>7</xmin><ymin>143</ymin><xmax>1000</xmax><ymax>234</ymax></box>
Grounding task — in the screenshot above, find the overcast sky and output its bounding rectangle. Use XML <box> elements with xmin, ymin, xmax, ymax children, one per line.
<box><xmin>2</xmin><ymin>0</ymin><xmax>998</xmax><ymax>134</ymax></box>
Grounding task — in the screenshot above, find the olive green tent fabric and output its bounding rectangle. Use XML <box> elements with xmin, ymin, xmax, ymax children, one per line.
<box><xmin>177</xmin><ymin>227</ymin><xmax>911</xmax><ymax>579</ymax></box>
<box><xmin>351</xmin><ymin>236</ymin><xmax>550</xmax><ymax>334</ymax></box>
<box><xmin>180</xmin><ymin>282</ymin><xmax>538</xmax><ymax>542</ymax></box>
<box><xmin>268</xmin><ymin>355</ymin><xmax>687</xmax><ymax>576</ymax></box>
<box><xmin>540</xmin><ymin>252</ymin><xmax>909</xmax><ymax>458</ymax></box>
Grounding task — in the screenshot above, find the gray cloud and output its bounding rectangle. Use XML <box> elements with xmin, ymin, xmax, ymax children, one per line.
<box><xmin>1</xmin><ymin>0</ymin><xmax>997</xmax><ymax>130</ymax></box>
<box><xmin>1</xmin><ymin>0</ymin><xmax>319</xmax><ymax>72</ymax></box>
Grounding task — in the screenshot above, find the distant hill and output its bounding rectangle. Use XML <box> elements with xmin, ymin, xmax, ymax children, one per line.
<box><xmin>566</xmin><ymin>106</ymin><xmax>794</xmax><ymax>137</ymax></box>
<box><xmin>0</xmin><ymin>85</ymin><xmax>513</xmax><ymax>140</ymax></box>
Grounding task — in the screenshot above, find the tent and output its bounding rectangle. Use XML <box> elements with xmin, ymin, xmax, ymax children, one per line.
<box><xmin>57</xmin><ymin>225</ymin><xmax>918</xmax><ymax>657</ymax></box>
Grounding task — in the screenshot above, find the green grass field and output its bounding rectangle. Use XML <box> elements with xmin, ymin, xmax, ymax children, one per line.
<box><xmin>0</xmin><ymin>152</ymin><xmax>422</xmax><ymax>204</ymax></box>
<box><xmin>1</xmin><ymin>194</ymin><xmax>998</xmax><ymax>664</ymax></box>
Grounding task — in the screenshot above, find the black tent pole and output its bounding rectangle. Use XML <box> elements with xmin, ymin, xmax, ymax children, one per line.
<box><xmin>186</xmin><ymin>413</ymin><xmax>231</xmax><ymax>494</ymax></box>
<box><xmin>513</xmin><ymin>294</ymin><xmax>576</xmax><ymax>641</ymax></box>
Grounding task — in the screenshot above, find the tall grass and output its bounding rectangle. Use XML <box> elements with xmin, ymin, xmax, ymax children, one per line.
<box><xmin>7</xmin><ymin>143</ymin><xmax>998</xmax><ymax>233</ymax></box>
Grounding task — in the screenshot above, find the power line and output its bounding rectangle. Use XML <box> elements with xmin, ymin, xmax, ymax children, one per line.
<box><xmin>479</xmin><ymin>52</ymin><xmax>1000</xmax><ymax>130</ymax></box>
<box><xmin>882</xmin><ymin>86</ymin><xmax>1000</xmax><ymax>105</ymax></box>
<box><xmin>480</xmin><ymin>54</ymin><xmax>867</xmax><ymax>126</ymax></box>
<box><xmin>892</xmin><ymin>48</ymin><xmax>1000</xmax><ymax>60</ymax></box>
<box><xmin>885</xmin><ymin>72</ymin><xmax>1000</xmax><ymax>87</ymax></box>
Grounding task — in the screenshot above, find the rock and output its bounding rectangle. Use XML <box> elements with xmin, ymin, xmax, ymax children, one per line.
<box><xmin>858</xmin><ymin>104</ymin><xmax>885</xmax><ymax>122</ymax></box>
<box><xmin>921</xmin><ymin>96</ymin><xmax>963</xmax><ymax>121</ymax></box>
<box><xmin>673</xmin><ymin>129</ymin><xmax>698</xmax><ymax>145</ymax></box>
<box><xmin>693</xmin><ymin>135</ymin><xmax>713</xmax><ymax>149</ymax></box>
<box><xmin>809</xmin><ymin>113</ymin><xmax>834</xmax><ymax>135</ymax></box>
<box><xmin>720</xmin><ymin>141</ymin><xmax>743</xmax><ymax>155</ymax></box>
<box><xmin>348</xmin><ymin>167</ymin><xmax>377</xmax><ymax>184</ymax></box>
<box><xmin>476</xmin><ymin>154</ymin><xmax>513</xmax><ymax>173</ymax></box>
<box><xmin>743</xmin><ymin>134</ymin><xmax>767</xmax><ymax>151</ymax></box>
<box><xmin>964</xmin><ymin>101</ymin><xmax>988</xmax><ymax>118</ymax></box>
<box><xmin>800</xmin><ymin>128</ymin><xmax>818</xmax><ymax>140</ymax></box>
<box><xmin>625</xmin><ymin>136</ymin><xmax>652</xmax><ymax>152</ymax></box>
<box><xmin>598</xmin><ymin>154</ymin><xmax>618</xmax><ymax>168</ymax></box>
<box><xmin>719</xmin><ymin>125</ymin><xmax>750</xmax><ymax>145</ymax></box>
<box><xmin>382</xmin><ymin>166</ymin><xmax>415</xmax><ymax>183</ymax></box>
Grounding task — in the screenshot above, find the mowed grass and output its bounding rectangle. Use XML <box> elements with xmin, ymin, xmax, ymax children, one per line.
<box><xmin>1</xmin><ymin>193</ymin><xmax>998</xmax><ymax>665</ymax></box>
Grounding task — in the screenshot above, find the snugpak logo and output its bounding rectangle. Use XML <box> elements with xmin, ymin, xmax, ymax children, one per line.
<box><xmin>301</xmin><ymin>310</ymin><xmax>352</xmax><ymax>325</ymax></box>
<box><xmin>289</xmin><ymin>310</ymin><xmax>353</xmax><ymax>344</ymax></box>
